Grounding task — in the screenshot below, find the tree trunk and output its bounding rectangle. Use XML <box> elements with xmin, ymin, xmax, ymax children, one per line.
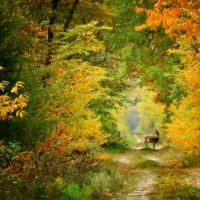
<box><xmin>64</xmin><ymin>0</ymin><xmax>79</xmax><ymax>32</ymax></box>
<box><xmin>46</xmin><ymin>0</ymin><xmax>60</xmax><ymax>65</ymax></box>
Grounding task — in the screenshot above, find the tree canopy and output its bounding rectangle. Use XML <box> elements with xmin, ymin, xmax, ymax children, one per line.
<box><xmin>1</xmin><ymin>0</ymin><xmax>200</xmax><ymax>199</ymax></box>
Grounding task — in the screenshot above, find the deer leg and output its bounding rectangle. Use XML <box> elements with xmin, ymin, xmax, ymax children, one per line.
<box><xmin>144</xmin><ymin>141</ymin><xmax>148</xmax><ymax>148</ymax></box>
<box><xmin>153</xmin><ymin>142</ymin><xmax>155</xmax><ymax>150</ymax></box>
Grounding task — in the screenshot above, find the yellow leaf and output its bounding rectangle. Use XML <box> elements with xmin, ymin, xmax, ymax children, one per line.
<box><xmin>11</xmin><ymin>86</ymin><xmax>18</xmax><ymax>94</ymax></box>
<box><xmin>19</xmin><ymin>111</ymin><xmax>23</xmax><ymax>118</ymax></box>
<box><xmin>135</xmin><ymin>24</ymin><xmax>147</xmax><ymax>31</ymax></box>
<box><xmin>16</xmin><ymin>81</ymin><xmax>24</xmax><ymax>88</ymax></box>
<box><xmin>16</xmin><ymin>111</ymin><xmax>20</xmax><ymax>117</ymax></box>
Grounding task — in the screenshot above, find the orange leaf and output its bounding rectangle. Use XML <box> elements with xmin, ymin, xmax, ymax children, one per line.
<box><xmin>134</xmin><ymin>7</ymin><xmax>144</xmax><ymax>13</ymax></box>
<box><xmin>154</xmin><ymin>0</ymin><xmax>162</xmax><ymax>9</ymax></box>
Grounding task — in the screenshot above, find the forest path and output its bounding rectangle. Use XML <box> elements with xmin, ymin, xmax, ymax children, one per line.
<box><xmin>113</xmin><ymin>149</ymin><xmax>162</xmax><ymax>200</ymax></box>
<box><xmin>125</xmin><ymin>170</ymin><xmax>157</xmax><ymax>200</ymax></box>
<box><xmin>111</xmin><ymin>148</ymin><xmax>200</xmax><ymax>200</ymax></box>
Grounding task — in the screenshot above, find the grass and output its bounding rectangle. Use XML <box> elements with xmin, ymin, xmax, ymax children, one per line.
<box><xmin>136</xmin><ymin>159</ymin><xmax>160</xmax><ymax>169</ymax></box>
<box><xmin>104</xmin><ymin>145</ymin><xmax>129</xmax><ymax>154</ymax></box>
<box><xmin>181</xmin><ymin>155</ymin><xmax>200</xmax><ymax>168</ymax></box>
<box><xmin>151</xmin><ymin>169</ymin><xmax>200</xmax><ymax>200</ymax></box>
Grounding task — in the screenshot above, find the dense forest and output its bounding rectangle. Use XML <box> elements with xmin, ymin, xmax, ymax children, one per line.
<box><xmin>0</xmin><ymin>0</ymin><xmax>200</xmax><ymax>199</ymax></box>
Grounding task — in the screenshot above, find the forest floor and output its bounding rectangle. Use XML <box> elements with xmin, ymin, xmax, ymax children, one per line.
<box><xmin>108</xmin><ymin>147</ymin><xmax>200</xmax><ymax>200</ymax></box>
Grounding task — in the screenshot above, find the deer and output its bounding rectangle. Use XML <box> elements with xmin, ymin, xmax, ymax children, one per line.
<box><xmin>143</xmin><ymin>130</ymin><xmax>159</xmax><ymax>150</ymax></box>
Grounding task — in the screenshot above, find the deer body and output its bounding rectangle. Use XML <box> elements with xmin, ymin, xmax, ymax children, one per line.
<box><xmin>143</xmin><ymin>130</ymin><xmax>159</xmax><ymax>149</ymax></box>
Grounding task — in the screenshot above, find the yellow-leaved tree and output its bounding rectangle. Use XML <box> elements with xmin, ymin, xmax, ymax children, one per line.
<box><xmin>134</xmin><ymin>0</ymin><xmax>200</xmax><ymax>154</ymax></box>
<box><xmin>34</xmin><ymin>22</ymin><xmax>113</xmax><ymax>153</ymax></box>
<box><xmin>0</xmin><ymin>67</ymin><xmax>28</xmax><ymax>121</ymax></box>
<box><xmin>167</xmin><ymin>39</ymin><xmax>200</xmax><ymax>155</ymax></box>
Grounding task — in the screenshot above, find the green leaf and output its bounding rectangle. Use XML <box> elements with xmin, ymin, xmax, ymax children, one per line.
<box><xmin>5</xmin><ymin>153</ymin><xmax>10</xmax><ymax>159</ymax></box>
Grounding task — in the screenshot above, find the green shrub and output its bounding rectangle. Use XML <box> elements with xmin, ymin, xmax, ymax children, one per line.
<box><xmin>85</xmin><ymin>160</ymin><xmax>125</xmax><ymax>200</ymax></box>
<box><xmin>105</xmin><ymin>145</ymin><xmax>128</xmax><ymax>154</ymax></box>
<box><xmin>59</xmin><ymin>183</ymin><xmax>86</xmax><ymax>200</ymax></box>
<box><xmin>0</xmin><ymin>142</ymin><xmax>21</xmax><ymax>168</ymax></box>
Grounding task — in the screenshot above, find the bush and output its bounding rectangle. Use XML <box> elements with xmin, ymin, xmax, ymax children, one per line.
<box><xmin>0</xmin><ymin>142</ymin><xmax>21</xmax><ymax>168</ymax></box>
<box><xmin>0</xmin><ymin>148</ymin><xmax>125</xmax><ymax>200</ymax></box>
<box><xmin>85</xmin><ymin>160</ymin><xmax>125</xmax><ymax>200</ymax></box>
<box><xmin>59</xmin><ymin>183</ymin><xmax>92</xmax><ymax>200</ymax></box>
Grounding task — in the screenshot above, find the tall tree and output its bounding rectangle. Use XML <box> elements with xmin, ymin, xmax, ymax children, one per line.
<box><xmin>105</xmin><ymin>0</ymin><xmax>183</xmax><ymax>106</ymax></box>
<box><xmin>135</xmin><ymin>0</ymin><xmax>200</xmax><ymax>154</ymax></box>
<box><xmin>0</xmin><ymin>0</ymin><xmax>30</xmax><ymax>143</ymax></box>
<box><xmin>6</xmin><ymin>0</ymin><xmax>125</xmax><ymax>148</ymax></box>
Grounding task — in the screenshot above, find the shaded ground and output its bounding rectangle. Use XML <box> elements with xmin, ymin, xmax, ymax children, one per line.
<box><xmin>110</xmin><ymin>148</ymin><xmax>200</xmax><ymax>200</ymax></box>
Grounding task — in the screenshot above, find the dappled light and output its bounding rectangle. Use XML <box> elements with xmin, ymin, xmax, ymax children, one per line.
<box><xmin>0</xmin><ymin>0</ymin><xmax>200</xmax><ymax>199</ymax></box>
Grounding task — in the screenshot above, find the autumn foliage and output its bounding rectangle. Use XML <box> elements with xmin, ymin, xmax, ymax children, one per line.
<box><xmin>135</xmin><ymin>0</ymin><xmax>200</xmax><ymax>154</ymax></box>
<box><xmin>135</xmin><ymin>0</ymin><xmax>200</xmax><ymax>39</ymax></box>
<box><xmin>5</xmin><ymin>0</ymin><xmax>200</xmax><ymax>198</ymax></box>
<box><xmin>0</xmin><ymin>67</ymin><xmax>28</xmax><ymax>121</ymax></box>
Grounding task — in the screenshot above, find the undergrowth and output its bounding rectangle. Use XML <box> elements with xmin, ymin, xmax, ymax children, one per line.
<box><xmin>0</xmin><ymin>148</ymin><xmax>125</xmax><ymax>200</ymax></box>
<box><xmin>152</xmin><ymin>169</ymin><xmax>200</xmax><ymax>200</ymax></box>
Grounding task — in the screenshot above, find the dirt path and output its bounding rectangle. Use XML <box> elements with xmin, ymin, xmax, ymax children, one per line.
<box><xmin>126</xmin><ymin>171</ymin><xmax>157</xmax><ymax>200</ymax></box>
<box><xmin>114</xmin><ymin>150</ymin><xmax>160</xmax><ymax>200</ymax></box>
<box><xmin>126</xmin><ymin>154</ymin><xmax>160</xmax><ymax>200</ymax></box>
<box><xmin>185</xmin><ymin>171</ymin><xmax>200</xmax><ymax>188</ymax></box>
<box><xmin>113</xmin><ymin>148</ymin><xmax>200</xmax><ymax>199</ymax></box>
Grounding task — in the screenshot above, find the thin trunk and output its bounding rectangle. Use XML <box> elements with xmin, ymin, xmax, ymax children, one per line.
<box><xmin>46</xmin><ymin>0</ymin><xmax>60</xmax><ymax>65</ymax></box>
<box><xmin>48</xmin><ymin>0</ymin><xmax>60</xmax><ymax>42</ymax></box>
<box><xmin>64</xmin><ymin>0</ymin><xmax>79</xmax><ymax>32</ymax></box>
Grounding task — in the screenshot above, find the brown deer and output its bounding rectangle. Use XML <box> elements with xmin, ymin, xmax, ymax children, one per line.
<box><xmin>143</xmin><ymin>130</ymin><xmax>159</xmax><ymax>150</ymax></box>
